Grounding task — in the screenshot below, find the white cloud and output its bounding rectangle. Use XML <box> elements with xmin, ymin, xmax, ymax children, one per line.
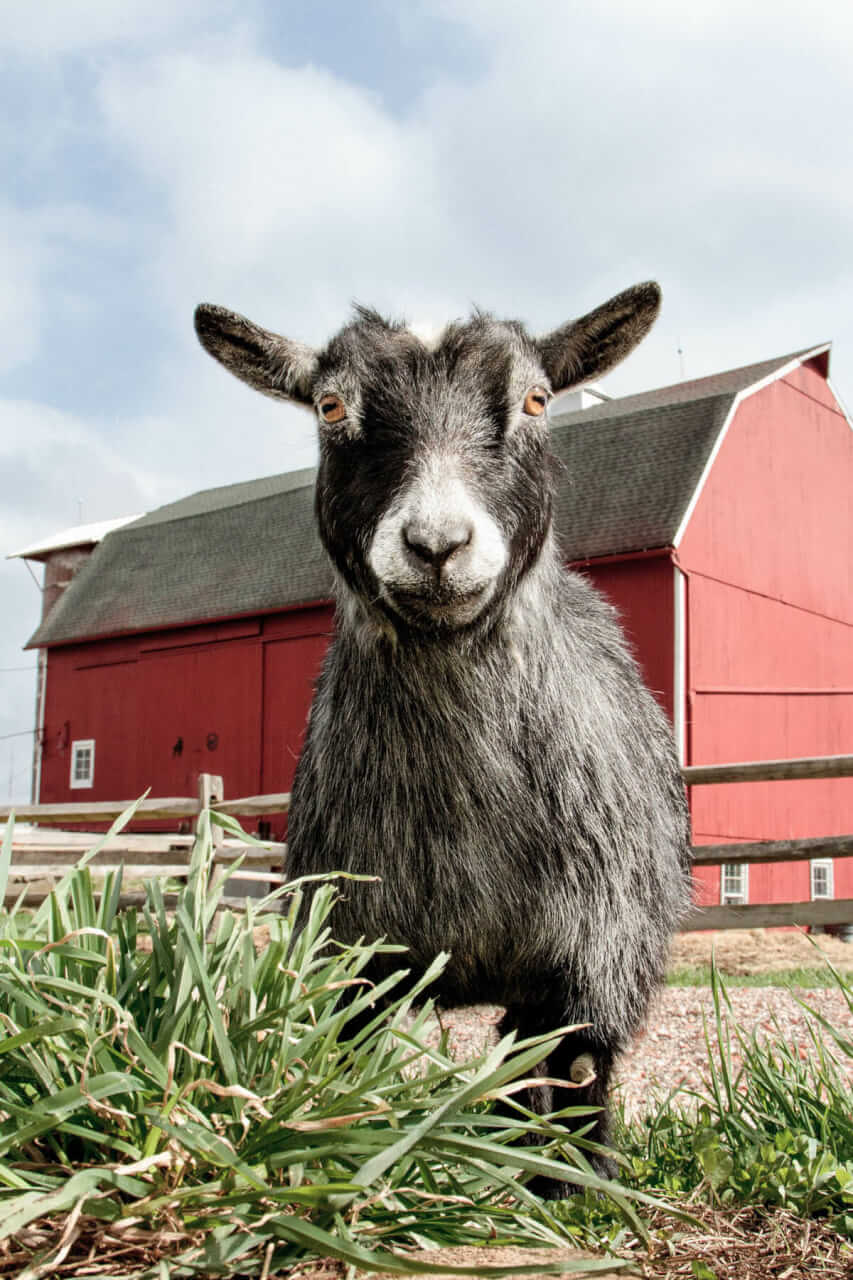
<box><xmin>86</xmin><ymin>6</ymin><xmax>853</xmax><ymax>403</ymax></box>
<box><xmin>0</xmin><ymin>1</ymin><xmax>241</xmax><ymax>56</ymax></box>
<box><xmin>95</xmin><ymin>47</ymin><xmax>464</xmax><ymax>342</ymax></box>
<box><xmin>0</xmin><ymin>199</ymin><xmax>133</xmax><ymax>377</ymax></box>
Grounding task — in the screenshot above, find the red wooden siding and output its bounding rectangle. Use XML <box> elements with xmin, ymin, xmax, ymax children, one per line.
<box><xmin>262</xmin><ymin>635</ymin><xmax>329</xmax><ymax>796</ymax></box>
<box><xmin>137</xmin><ymin>641</ymin><xmax>263</xmax><ymax>800</ymax></box>
<box><xmin>576</xmin><ymin>555</ymin><xmax>676</xmax><ymax>722</ymax></box>
<box><xmin>39</xmin><ymin>607</ymin><xmax>334</xmax><ymax>819</ymax></box>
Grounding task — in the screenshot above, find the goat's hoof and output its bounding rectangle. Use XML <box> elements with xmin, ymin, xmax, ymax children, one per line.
<box><xmin>569</xmin><ymin>1052</ymin><xmax>596</xmax><ymax>1083</ymax></box>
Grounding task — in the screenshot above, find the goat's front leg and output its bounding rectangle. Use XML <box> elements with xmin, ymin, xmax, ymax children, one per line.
<box><xmin>498</xmin><ymin>1007</ymin><xmax>618</xmax><ymax>1199</ymax></box>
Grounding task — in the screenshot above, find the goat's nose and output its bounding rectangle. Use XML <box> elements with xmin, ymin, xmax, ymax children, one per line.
<box><xmin>403</xmin><ymin>520</ymin><xmax>473</xmax><ymax>568</ymax></box>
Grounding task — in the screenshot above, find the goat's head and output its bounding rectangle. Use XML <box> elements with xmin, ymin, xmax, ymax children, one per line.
<box><xmin>195</xmin><ymin>284</ymin><xmax>660</xmax><ymax>633</ymax></box>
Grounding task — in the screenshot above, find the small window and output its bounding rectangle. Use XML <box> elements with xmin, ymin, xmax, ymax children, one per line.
<box><xmin>810</xmin><ymin>859</ymin><xmax>834</xmax><ymax>901</ymax></box>
<box><xmin>70</xmin><ymin>739</ymin><xmax>95</xmax><ymax>789</ymax></box>
<box><xmin>721</xmin><ymin>862</ymin><xmax>748</xmax><ymax>906</ymax></box>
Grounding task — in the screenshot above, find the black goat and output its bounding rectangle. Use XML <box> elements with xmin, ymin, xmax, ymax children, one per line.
<box><xmin>195</xmin><ymin>284</ymin><xmax>692</xmax><ymax>1196</ymax></box>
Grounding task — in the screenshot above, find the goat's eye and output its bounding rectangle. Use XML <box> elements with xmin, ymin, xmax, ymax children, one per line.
<box><xmin>319</xmin><ymin>394</ymin><xmax>347</xmax><ymax>424</ymax></box>
<box><xmin>523</xmin><ymin>387</ymin><xmax>548</xmax><ymax>417</ymax></box>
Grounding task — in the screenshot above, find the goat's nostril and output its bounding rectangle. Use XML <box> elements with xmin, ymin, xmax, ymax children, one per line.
<box><xmin>403</xmin><ymin>522</ymin><xmax>473</xmax><ymax>568</ymax></box>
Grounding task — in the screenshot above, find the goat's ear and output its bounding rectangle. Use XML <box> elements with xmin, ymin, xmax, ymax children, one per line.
<box><xmin>536</xmin><ymin>282</ymin><xmax>661</xmax><ymax>392</ymax></box>
<box><xmin>194</xmin><ymin>304</ymin><xmax>317</xmax><ymax>405</ymax></box>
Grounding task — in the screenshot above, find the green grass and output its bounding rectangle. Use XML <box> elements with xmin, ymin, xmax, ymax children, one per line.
<box><xmin>666</xmin><ymin>964</ymin><xmax>845</xmax><ymax>989</ymax></box>
<box><xmin>0</xmin><ymin>802</ymin><xmax>651</xmax><ymax>1278</ymax></box>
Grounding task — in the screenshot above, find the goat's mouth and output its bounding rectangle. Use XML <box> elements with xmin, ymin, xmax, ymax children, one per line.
<box><xmin>383</xmin><ymin>581</ymin><xmax>494</xmax><ymax>628</ymax></box>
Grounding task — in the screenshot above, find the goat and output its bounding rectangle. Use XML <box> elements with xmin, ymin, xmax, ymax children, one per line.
<box><xmin>194</xmin><ymin>284</ymin><xmax>692</xmax><ymax>1197</ymax></box>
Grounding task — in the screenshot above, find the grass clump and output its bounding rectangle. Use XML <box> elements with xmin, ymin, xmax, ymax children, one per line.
<box><xmin>0</xmin><ymin>802</ymin><xmax>645</xmax><ymax>1278</ymax></box>
<box><xmin>624</xmin><ymin>963</ymin><xmax>853</xmax><ymax>1236</ymax></box>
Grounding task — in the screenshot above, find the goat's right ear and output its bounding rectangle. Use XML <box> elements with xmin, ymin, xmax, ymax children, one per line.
<box><xmin>536</xmin><ymin>282</ymin><xmax>661</xmax><ymax>392</ymax></box>
<box><xmin>194</xmin><ymin>304</ymin><xmax>317</xmax><ymax>405</ymax></box>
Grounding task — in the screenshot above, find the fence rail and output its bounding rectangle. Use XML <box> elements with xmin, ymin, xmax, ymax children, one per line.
<box><xmin>2</xmin><ymin>757</ymin><xmax>852</xmax><ymax>930</ymax></box>
<box><xmin>682</xmin><ymin>752</ymin><xmax>853</xmax><ymax>786</ymax></box>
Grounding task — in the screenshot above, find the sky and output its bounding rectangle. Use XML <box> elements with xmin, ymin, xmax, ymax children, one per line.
<box><xmin>2</xmin><ymin>0</ymin><xmax>852</xmax><ymax>802</ymax></box>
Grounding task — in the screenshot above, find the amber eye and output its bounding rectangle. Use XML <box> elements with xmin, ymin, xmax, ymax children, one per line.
<box><xmin>523</xmin><ymin>387</ymin><xmax>548</xmax><ymax>417</ymax></box>
<box><xmin>318</xmin><ymin>394</ymin><xmax>346</xmax><ymax>424</ymax></box>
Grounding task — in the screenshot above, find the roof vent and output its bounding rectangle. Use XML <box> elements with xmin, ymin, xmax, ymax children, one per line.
<box><xmin>550</xmin><ymin>386</ymin><xmax>611</xmax><ymax>416</ymax></box>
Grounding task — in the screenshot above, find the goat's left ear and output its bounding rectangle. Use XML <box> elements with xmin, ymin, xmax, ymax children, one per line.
<box><xmin>536</xmin><ymin>282</ymin><xmax>661</xmax><ymax>392</ymax></box>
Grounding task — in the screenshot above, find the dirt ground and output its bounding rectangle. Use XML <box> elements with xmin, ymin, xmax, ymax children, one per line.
<box><xmin>356</xmin><ymin>1246</ymin><xmax>625</xmax><ymax>1279</ymax></box>
<box><xmin>669</xmin><ymin>926</ymin><xmax>853</xmax><ymax>974</ymax></box>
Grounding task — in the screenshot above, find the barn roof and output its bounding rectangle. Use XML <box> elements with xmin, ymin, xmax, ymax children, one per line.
<box><xmin>27</xmin><ymin>344</ymin><xmax>829</xmax><ymax>648</ymax></box>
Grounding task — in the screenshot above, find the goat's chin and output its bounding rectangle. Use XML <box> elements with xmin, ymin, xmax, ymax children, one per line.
<box><xmin>382</xmin><ymin>581</ymin><xmax>495</xmax><ymax>630</ymax></box>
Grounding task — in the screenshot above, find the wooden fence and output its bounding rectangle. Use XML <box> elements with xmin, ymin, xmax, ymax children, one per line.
<box><xmin>1</xmin><ymin>775</ymin><xmax>289</xmax><ymax>908</ymax></box>
<box><xmin>2</xmin><ymin>756</ymin><xmax>852</xmax><ymax>932</ymax></box>
<box><xmin>682</xmin><ymin>752</ymin><xmax>853</xmax><ymax>931</ymax></box>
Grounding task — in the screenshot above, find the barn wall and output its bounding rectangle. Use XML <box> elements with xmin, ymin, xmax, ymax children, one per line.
<box><xmin>575</xmin><ymin>555</ymin><xmax>676</xmax><ymax>722</ymax></box>
<box><xmin>39</xmin><ymin>606</ymin><xmax>334</xmax><ymax>822</ymax></box>
<box><xmin>680</xmin><ymin>362</ymin><xmax>853</xmax><ymax>907</ymax></box>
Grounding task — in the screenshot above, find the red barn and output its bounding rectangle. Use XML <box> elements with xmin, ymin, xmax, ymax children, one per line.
<box><xmin>18</xmin><ymin>345</ymin><xmax>853</xmax><ymax>913</ymax></box>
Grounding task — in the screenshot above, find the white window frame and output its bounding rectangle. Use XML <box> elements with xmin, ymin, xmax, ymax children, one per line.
<box><xmin>810</xmin><ymin>859</ymin><xmax>834</xmax><ymax>901</ymax></box>
<box><xmin>721</xmin><ymin>862</ymin><xmax>748</xmax><ymax>906</ymax></box>
<box><xmin>70</xmin><ymin>738</ymin><xmax>95</xmax><ymax>790</ymax></box>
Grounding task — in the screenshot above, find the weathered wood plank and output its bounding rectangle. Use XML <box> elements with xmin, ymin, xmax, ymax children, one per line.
<box><xmin>9</xmin><ymin>866</ymin><xmax>192</xmax><ymax>882</ymax></box>
<box><xmin>5</xmin><ymin>831</ymin><xmax>194</xmax><ymax>853</ymax></box>
<box><xmin>199</xmin><ymin>774</ymin><xmax>224</xmax><ymax>848</ymax></box>
<box><xmin>214</xmin><ymin>793</ymin><xmax>291</xmax><ymax>816</ymax></box>
<box><xmin>691</xmin><ymin>834</ymin><xmax>853</xmax><ymax>866</ymax></box>
<box><xmin>4</xmin><ymin>879</ymin><xmax>292</xmax><ymax>908</ymax></box>
<box><xmin>10</xmin><ymin>844</ymin><xmax>284</xmax><ymax>868</ymax></box>
<box><xmin>0</xmin><ymin>798</ymin><xmax>199</xmax><ymax>825</ymax></box>
<box><xmin>7</xmin><ymin>865</ymin><xmax>290</xmax><ymax>885</ymax></box>
<box><xmin>0</xmin><ymin>789</ymin><xmax>292</xmax><ymax>825</ymax></box>
<box><xmin>683</xmin><ymin>754</ymin><xmax>853</xmax><ymax>786</ymax></box>
<box><xmin>683</xmin><ymin>897</ymin><xmax>853</xmax><ymax>931</ymax></box>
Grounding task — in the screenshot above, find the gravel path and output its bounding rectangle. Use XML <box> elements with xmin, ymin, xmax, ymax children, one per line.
<box><xmin>424</xmin><ymin>985</ymin><xmax>853</xmax><ymax>1118</ymax></box>
<box><xmin>616</xmin><ymin>984</ymin><xmax>853</xmax><ymax>1118</ymax></box>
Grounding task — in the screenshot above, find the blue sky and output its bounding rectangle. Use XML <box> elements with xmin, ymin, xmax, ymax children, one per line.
<box><xmin>2</xmin><ymin>0</ymin><xmax>852</xmax><ymax>801</ymax></box>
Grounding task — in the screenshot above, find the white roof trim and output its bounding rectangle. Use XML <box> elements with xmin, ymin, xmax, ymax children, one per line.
<box><xmin>7</xmin><ymin>514</ymin><xmax>144</xmax><ymax>562</ymax></box>
<box><xmin>826</xmin><ymin>376</ymin><xmax>853</xmax><ymax>433</ymax></box>
<box><xmin>673</xmin><ymin>343</ymin><xmax>831</xmax><ymax>549</ymax></box>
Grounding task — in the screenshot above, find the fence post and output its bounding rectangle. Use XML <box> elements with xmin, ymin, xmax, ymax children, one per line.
<box><xmin>197</xmin><ymin>773</ymin><xmax>224</xmax><ymax>850</ymax></box>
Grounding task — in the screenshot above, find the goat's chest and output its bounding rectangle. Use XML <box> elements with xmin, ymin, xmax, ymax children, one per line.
<box><xmin>287</xmin><ymin>641</ymin><xmax>590</xmax><ymax>977</ymax></box>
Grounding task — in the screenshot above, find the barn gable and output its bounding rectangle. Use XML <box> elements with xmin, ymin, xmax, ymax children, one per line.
<box><xmin>677</xmin><ymin>350</ymin><xmax>849</xmax><ymax>620</ymax></box>
<box><xmin>548</xmin><ymin>344</ymin><xmax>829</xmax><ymax>562</ymax></box>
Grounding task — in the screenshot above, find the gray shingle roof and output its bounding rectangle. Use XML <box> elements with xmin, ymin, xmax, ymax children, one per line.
<box><xmin>27</xmin><ymin>346</ymin><xmax>827</xmax><ymax>647</ymax></box>
<box><xmin>551</xmin><ymin>393</ymin><xmax>733</xmax><ymax>561</ymax></box>
<box><xmin>28</xmin><ymin>470</ymin><xmax>333</xmax><ymax>648</ymax></box>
